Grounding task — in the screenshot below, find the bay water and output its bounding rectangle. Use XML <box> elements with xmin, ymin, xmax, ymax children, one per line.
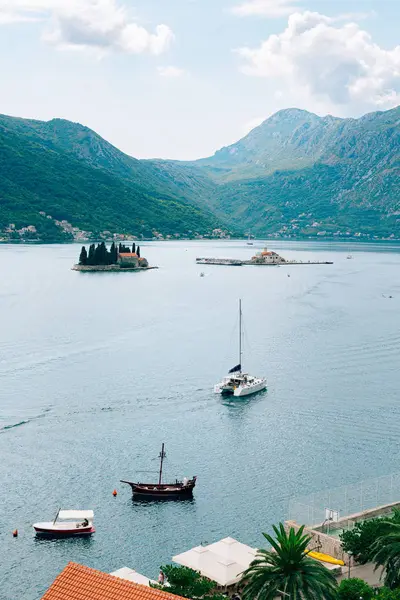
<box><xmin>1</xmin><ymin>240</ymin><xmax>400</xmax><ymax>600</ymax></box>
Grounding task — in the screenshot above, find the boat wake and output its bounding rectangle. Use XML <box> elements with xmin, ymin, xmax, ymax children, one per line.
<box><xmin>1</xmin><ymin>420</ymin><xmax>29</xmax><ymax>431</ymax></box>
<box><xmin>0</xmin><ymin>407</ymin><xmax>52</xmax><ymax>434</ymax></box>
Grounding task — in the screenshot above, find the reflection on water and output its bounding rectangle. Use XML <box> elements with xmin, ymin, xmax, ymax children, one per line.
<box><xmin>129</xmin><ymin>496</ymin><xmax>196</xmax><ymax>505</ymax></box>
<box><xmin>34</xmin><ymin>535</ymin><xmax>94</xmax><ymax>548</ymax></box>
<box><xmin>220</xmin><ymin>389</ymin><xmax>267</xmax><ymax>410</ymax></box>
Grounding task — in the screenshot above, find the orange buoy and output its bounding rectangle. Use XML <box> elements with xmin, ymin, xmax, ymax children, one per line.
<box><xmin>13</xmin><ymin>529</ymin><xmax>18</xmax><ymax>537</ymax></box>
<box><xmin>112</xmin><ymin>489</ymin><xmax>117</xmax><ymax>497</ymax></box>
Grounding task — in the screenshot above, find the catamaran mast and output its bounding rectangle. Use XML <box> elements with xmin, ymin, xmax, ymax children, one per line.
<box><xmin>239</xmin><ymin>299</ymin><xmax>242</xmax><ymax>372</ymax></box>
<box><xmin>158</xmin><ymin>443</ymin><xmax>166</xmax><ymax>485</ymax></box>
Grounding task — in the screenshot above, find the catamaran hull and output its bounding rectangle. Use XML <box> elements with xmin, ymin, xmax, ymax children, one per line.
<box><xmin>214</xmin><ymin>385</ymin><xmax>234</xmax><ymax>395</ymax></box>
<box><xmin>233</xmin><ymin>381</ymin><xmax>267</xmax><ymax>396</ymax></box>
<box><xmin>215</xmin><ymin>380</ymin><xmax>267</xmax><ymax>396</ymax></box>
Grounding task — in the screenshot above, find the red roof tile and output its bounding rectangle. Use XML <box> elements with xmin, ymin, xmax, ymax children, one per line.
<box><xmin>41</xmin><ymin>562</ymin><xmax>185</xmax><ymax>600</ymax></box>
<box><xmin>119</xmin><ymin>253</ymin><xmax>138</xmax><ymax>257</ymax></box>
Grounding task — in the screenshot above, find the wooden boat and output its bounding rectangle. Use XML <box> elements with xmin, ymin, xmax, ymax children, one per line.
<box><xmin>33</xmin><ymin>509</ymin><xmax>95</xmax><ymax>537</ymax></box>
<box><xmin>121</xmin><ymin>443</ymin><xmax>197</xmax><ymax>499</ymax></box>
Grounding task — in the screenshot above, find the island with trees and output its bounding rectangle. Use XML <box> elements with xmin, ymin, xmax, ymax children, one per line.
<box><xmin>72</xmin><ymin>242</ymin><xmax>156</xmax><ymax>271</ymax></box>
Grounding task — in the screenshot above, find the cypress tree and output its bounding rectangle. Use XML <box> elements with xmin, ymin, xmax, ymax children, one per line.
<box><xmin>110</xmin><ymin>242</ymin><xmax>117</xmax><ymax>264</ymax></box>
<box><xmin>94</xmin><ymin>243</ymin><xmax>102</xmax><ymax>265</ymax></box>
<box><xmin>79</xmin><ymin>246</ymin><xmax>88</xmax><ymax>265</ymax></box>
<box><xmin>119</xmin><ymin>242</ymin><xmax>123</xmax><ymax>254</ymax></box>
<box><xmin>87</xmin><ymin>244</ymin><xmax>95</xmax><ymax>265</ymax></box>
<box><xmin>99</xmin><ymin>241</ymin><xmax>107</xmax><ymax>265</ymax></box>
<box><xmin>137</xmin><ymin>245</ymin><xmax>140</xmax><ymax>258</ymax></box>
<box><xmin>132</xmin><ymin>242</ymin><xmax>136</xmax><ymax>254</ymax></box>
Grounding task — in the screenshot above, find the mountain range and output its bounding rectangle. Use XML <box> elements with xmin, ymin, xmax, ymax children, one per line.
<box><xmin>0</xmin><ymin>114</ymin><xmax>220</xmax><ymax>242</ymax></box>
<box><xmin>0</xmin><ymin>106</ymin><xmax>399</xmax><ymax>242</ymax></box>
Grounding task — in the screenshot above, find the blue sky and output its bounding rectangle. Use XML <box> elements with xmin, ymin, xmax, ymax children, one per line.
<box><xmin>0</xmin><ymin>0</ymin><xmax>399</xmax><ymax>159</ymax></box>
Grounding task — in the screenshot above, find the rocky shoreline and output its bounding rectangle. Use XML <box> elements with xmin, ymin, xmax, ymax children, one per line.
<box><xmin>72</xmin><ymin>264</ymin><xmax>158</xmax><ymax>272</ymax></box>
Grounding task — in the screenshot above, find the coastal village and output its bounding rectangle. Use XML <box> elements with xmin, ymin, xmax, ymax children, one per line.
<box><xmin>1</xmin><ymin>212</ymin><xmax>399</xmax><ymax>244</ymax></box>
<box><xmin>0</xmin><ymin>214</ymin><xmax>233</xmax><ymax>243</ymax></box>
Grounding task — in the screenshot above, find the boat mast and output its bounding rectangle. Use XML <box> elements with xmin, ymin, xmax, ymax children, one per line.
<box><xmin>239</xmin><ymin>299</ymin><xmax>242</xmax><ymax>372</ymax></box>
<box><xmin>158</xmin><ymin>443</ymin><xmax>166</xmax><ymax>485</ymax></box>
<box><xmin>53</xmin><ymin>508</ymin><xmax>60</xmax><ymax>526</ymax></box>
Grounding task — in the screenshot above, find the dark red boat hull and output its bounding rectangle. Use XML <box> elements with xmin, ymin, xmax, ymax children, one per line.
<box><xmin>34</xmin><ymin>526</ymin><xmax>95</xmax><ymax>537</ymax></box>
<box><xmin>121</xmin><ymin>478</ymin><xmax>196</xmax><ymax>499</ymax></box>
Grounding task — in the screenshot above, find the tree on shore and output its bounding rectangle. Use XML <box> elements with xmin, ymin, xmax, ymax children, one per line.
<box><xmin>79</xmin><ymin>246</ymin><xmax>87</xmax><ymax>265</ymax></box>
<box><xmin>110</xmin><ymin>242</ymin><xmax>118</xmax><ymax>264</ymax></box>
<box><xmin>337</xmin><ymin>577</ymin><xmax>374</xmax><ymax>600</ymax></box>
<box><xmin>341</xmin><ymin>509</ymin><xmax>400</xmax><ymax>565</ymax></box>
<box><xmin>241</xmin><ymin>523</ymin><xmax>338</xmax><ymax>600</ymax></box>
<box><xmin>78</xmin><ymin>241</ymin><xmax>131</xmax><ymax>266</ymax></box>
<box><xmin>137</xmin><ymin>245</ymin><xmax>140</xmax><ymax>257</ymax></box>
<box><xmin>372</xmin><ymin>520</ymin><xmax>400</xmax><ymax>589</ymax></box>
<box><xmin>377</xmin><ymin>588</ymin><xmax>400</xmax><ymax>599</ymax></box>
<box><xmin>87</xmin><ymin>243</ymin><xmax>96</xmax><ymax>265</ymax></box>
<box><xmin>152</xmin><ymin>565</ymin><xmax>225</xmax><ymax>600</ymax></box>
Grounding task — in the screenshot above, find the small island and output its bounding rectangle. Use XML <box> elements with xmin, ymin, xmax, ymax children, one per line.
<box><xmin>72</xmin><ymin>242</ymin><xmax>157</xmax><ymax>272</ymax></box>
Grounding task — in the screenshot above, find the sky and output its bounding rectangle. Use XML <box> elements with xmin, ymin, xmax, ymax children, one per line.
<box><xmin>0</xmin><ymin>0</ymin><xmax>399</xmax><ymax>159</ymax></box>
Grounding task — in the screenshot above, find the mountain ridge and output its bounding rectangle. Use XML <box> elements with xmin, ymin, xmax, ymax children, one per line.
<box><xmin>0</xmin><ymin>105</ymin><xmax>399</xmax><ymax>242</ymax></box>
<box><xmin>191</xmin><ymin>105</ymin><xmax>400</xmax><ymax>238</ymax></box>
<box><xmin>0</xmin><ymin>113</ymin><xmax>230</xmax><ymax>242</ymax></box>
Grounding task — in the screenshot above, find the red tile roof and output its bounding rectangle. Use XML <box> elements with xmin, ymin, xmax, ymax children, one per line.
<box><xmin>41</xmin><ymin>562</ymin><xmax>185</xmax><ymax>600</ymax></box>
<box><xmin>119</xmin><ymin>253</ymin><xmax>138</xmax><ymax>257</ymax></box>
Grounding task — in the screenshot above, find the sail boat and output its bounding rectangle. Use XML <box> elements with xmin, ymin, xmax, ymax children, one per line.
<box><xmin>214</xmin><ymin>300</ymin><xmax>267</xmax><ymax>397</ymax></box>
<box><xmin>121</xmin><ymin>443</ymin><xmax>197</xmax><ymax>499</ymax></box>
<box><xmin>247</xmin><ymin>231</ymin><xmax>253</xmax><ymax>245</ymax></box>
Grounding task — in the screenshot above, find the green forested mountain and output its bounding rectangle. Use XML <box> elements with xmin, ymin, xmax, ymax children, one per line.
<box><xmin>1</xmin><ymin>106</ymin><xmax>399</xmax><ymax>242</ymax></box>
<box><xmin>0</xmin><ymin>114</ymin><xmax>222</xmax><ymax>241</ymax></box>
<box><xmin>190</xmin><ymin>106</ymin><xmax>400</xmax><ymax>238</ymax></box>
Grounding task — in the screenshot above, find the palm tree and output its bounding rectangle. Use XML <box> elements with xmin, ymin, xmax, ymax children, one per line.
<box><xmin>241</xmin><ymin>523</ymin><xmax>338</xmax><ymax>600</ymax></box>
<box><xmin>372</xmin><ymin>521</ymin><xmax>400</xmax><ymax>589</ymax></box>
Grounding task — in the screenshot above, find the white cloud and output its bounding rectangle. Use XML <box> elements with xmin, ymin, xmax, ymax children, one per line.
<box><xmin>157</xmin><ymin>65</ymin><xmax>185</xmax><ymax>78</ymax></box>
<box><xmin>0</xmin><ymin>0</ymin><xmax>174</xmax><ymax>56</ymax></box>
<box><xmin>232</xmin><ymin>0</ymin><xmax>302</xmax><ymax>18</ymax></box>
<box><xmin>236</xmin><ymin>11</ymin><xmax>400</xmax><ymax>112</ymax></box>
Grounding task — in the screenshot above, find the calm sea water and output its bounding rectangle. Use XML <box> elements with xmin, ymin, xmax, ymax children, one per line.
<box><xmin>1</xmin><ymin>240</ymin><xmax>400</xmax><ymax>600</ymax></box>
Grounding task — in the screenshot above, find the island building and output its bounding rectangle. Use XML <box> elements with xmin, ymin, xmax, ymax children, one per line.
<box><xmin>118</xmin><ymin>252</ymin><xmax>148</xmax><ymax>269</ymax></box>
<box><xmin>250</xmin><ymin>248</ymin><xmax>287</xmax><ymax>264</ymax></box>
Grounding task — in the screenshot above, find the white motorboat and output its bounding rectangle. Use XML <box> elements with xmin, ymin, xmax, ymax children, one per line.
<box><xmin>33</xmin><ymin>509</ymin><xmax>95</xmax><ymax>537</ymax></box>
<box><xmin>214</xmin><ymin>299</ymin><xmax>266</xmax><ymax>397</ymax></box>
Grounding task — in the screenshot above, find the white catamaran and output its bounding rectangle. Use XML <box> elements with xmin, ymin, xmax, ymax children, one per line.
<box><xmin>214</xmin><ymin>300</ymin><xmax>267</xmax><ymax>397</ymax></box>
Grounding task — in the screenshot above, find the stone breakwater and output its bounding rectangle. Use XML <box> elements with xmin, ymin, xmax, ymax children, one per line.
<box><xmin>195</xmin><ymin>258</ymin><xmax>333</xmax><ymax>266</ymax></box>
<box><xmin>72</xmin><ymin>265</ymin><xmax>158</xmax><ymax>272</ymax></box>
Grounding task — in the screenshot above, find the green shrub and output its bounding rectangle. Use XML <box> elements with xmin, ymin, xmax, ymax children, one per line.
<box><xmin>340</xmin><ymin>512</ymin><xmax>400</xmax><ymax>565</ymax></box>
<box><xmin>377</xmin><ymin>588</ymin><xmax>400</xmax><ymax>599</ymax></box>
<box><xmin>337</xmin><ymin>578</ymin><xmax>374</xmax><ymax>600</ymax></box>
<box><xmin>340</xmin><ymin>520</ymin><xmax>386</xmax><ymax>564</ymax></box>
<box><xmin>151</xmin><ymin>565</ymin><xmax>225</xmax><ymax>600</ymax></box>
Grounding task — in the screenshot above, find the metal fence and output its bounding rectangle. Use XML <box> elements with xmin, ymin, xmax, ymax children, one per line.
<box><xmin>288</xmin><ymin>472</ymin><xmax>400</xmax><ymax>527</ymax></box>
